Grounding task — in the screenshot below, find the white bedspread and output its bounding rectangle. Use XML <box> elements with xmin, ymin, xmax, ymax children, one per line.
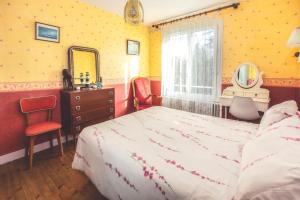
<box><xmin>72</xmin><ymin>106</ymin><xmax>258</xmax><ymax>200</ymax></box>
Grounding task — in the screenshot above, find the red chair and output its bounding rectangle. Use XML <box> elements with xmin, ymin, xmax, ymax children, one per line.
<box><xmin>20</xmin><ymin>95</ymin><xmax>63</xmax><ymax>169</ymax></box>
<box><xmin>132</xmin><ymin>77</ymin><xmax>162</xmax><ymax>111</ymax></box>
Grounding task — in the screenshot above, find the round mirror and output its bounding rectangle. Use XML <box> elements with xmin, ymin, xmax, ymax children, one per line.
<box><xmin>235</xmin><ymin>63</ymin><xmax>259</xmax><ymax>89</ymax></box>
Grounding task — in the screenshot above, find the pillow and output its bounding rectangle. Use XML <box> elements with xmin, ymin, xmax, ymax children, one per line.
<box><xmin>235</xmin><ymin>115</ymin><xmax>300</xmax><ymax>200</ymax></box>
<box><xmin>258</xmin><ymin>100</ymin><xmax>298</xmax><ymax>132</ymax></box>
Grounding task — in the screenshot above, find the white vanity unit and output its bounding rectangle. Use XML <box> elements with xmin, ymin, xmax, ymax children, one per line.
<box><xmin>219</xmin><ymin>63</ymin><xmax>270</xmax><ymax>118</ymax></box>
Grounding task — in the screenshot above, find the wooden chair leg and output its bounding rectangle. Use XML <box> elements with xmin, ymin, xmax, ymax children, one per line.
<box><xmin>65</xmin><ymin>132</ymin><xmax>68</xmax><ymax>145</ymax></box>
<box><xmin>49</xmin><ymin>133</ymin><xmax>53</xmax><ymax>151</ymax></box>
<box><xmin>29</xmin><ymin>137</ymin><xmax>35</xmax><ymax>170</ymax></box>
<box><xmin>25</xmin><ymin>137</ymin><xmax>29</xmax><ymax>158</ymax></box>
<box><xmin>73</xmin><ymin>132</ymin><xmax>77</xmax><ymax>147</ymax></box>
<box><xmin>56</xmin><ymin>129</ymin><xmax>64</xmax><ymax>156</ymax></box>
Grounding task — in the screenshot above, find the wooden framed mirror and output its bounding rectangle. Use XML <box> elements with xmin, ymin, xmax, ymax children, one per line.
<box><xmin>68</xmin><ymin>46</ymin><xmax>100</xmax><ymax>87</ymax></box>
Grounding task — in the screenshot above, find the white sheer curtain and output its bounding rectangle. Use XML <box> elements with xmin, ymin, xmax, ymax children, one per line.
<box><xmin>161</xmin><ymin>16</ymin><xmax>223</xmax><ymax>116</ymax></box>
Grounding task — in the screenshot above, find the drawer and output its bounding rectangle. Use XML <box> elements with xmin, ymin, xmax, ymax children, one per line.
<box><xmin>72</xmin><ymin>106</ymin><xmax>114</xmax><ymax>125</ymax></box>
<box><xmin>223</xmin><ymin>90</ymin><xmax>243</xmax><ymax>96</ymax></box>
<box><xmin>72</xmin><ymin>116</ymin><xmax>114</xmax><ymax>134</ymax></box>
<box><xmin>71</xmin><ymin>89</ymin><xmax>114</xmax><ymax>106</ymax></box>
<box><xmin>72</xmin><ymin>98</ymin><xmax>114</xmax><ymax>113</ymax></box>
<box><xmin>244</xmin><ymin>92</ymin><xmax>269</xmax><ymax>99</ymax></box>
<box><xmin>255</xmin><ymin>93</ymin><xmax>269</xmax><ymax>99</ymax></box>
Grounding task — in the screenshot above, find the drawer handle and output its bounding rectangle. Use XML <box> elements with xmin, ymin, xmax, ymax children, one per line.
<box><xmin>75</xmin><ymin>125</ymin><xmax>81</xmax><ymax>132</ymax></box>
<box><xmin>75</xmin><ymin>96</ymin><xmax>81</xmax><ymax>102</ymax></box>
<box><xmin>108</xmin><ymin>116</ymin><xmax>114</xmax><ymax>120</ymax></box>
<box><xmin>108</xmin><ymin>99</ymin><xmax>113</xmax><ymax>104</ymax></box>
<box><xmin>75</xmin><ymin>106</ymin><xmax>81</xmax><ymax>111</ymax></box>
<box><xmin>110</xmin><ymin>107</ymin><xmax>114</xmax><ymax>113</ymax></box>
<box><xmin>255</xmin><ymin>93</ymin><xmax>258</xmax><ymax>97</ymax></box>
<box><xmin>76</xmin><ymin>116</ymin><xmax>82</xmax><ymax>122</ymax></box>
<box><xmin>108</xmin><ymin>91</ymin><xmax>114</xmax><ymax>96</ymax></box>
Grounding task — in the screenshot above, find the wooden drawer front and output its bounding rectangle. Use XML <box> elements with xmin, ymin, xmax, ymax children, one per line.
<box><xmin>72</xmin><ymin>106</ymin><xmax>114</xmax><ymax>125</ymax></box>
<box><xmin>72</xmin><ymin>116</ymin><xmax>114</xmax><ymax>134</ymax></box>
<box><xmin>71</xmin><ymin>89</ymin><xmax>114</xmax><ymax>106</ymax></box>
<box><xmin>72</xmin><ymin>98</ymin><xmax>114</xmax><ymax>114</ymax></box>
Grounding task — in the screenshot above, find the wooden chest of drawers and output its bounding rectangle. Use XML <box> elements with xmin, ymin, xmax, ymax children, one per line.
<box><xmin>60</xmin><ymin>88</ymin><xmax>115</xmax><ymax>143</ymax></box>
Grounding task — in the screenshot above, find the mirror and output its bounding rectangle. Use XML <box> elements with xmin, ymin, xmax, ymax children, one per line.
<box><xmin>68</xmin><ymin>46</ymin><xmax>100</xmax><ymax>86</ymax></box>
<box><xmin>235</xmin><ymin>63</ymin><xmax>259</xmax><ymax>89</ymax></box>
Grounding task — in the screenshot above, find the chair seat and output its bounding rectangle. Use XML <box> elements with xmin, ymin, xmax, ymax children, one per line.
<box><xmin>25</xmin><ymin>121</ymin><xmax>61</xmax><ymax>136</ymax></box>
<box><xmin>138</xmin><ymin>104</ymin><xmax>154</xmax><ymax>110</ymax></box>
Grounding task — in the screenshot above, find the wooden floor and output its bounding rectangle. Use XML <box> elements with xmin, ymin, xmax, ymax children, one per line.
<box><xmin>0</xmin><ymin>144</ymin><xmax>107</xmax><ymax>200</ymax></box>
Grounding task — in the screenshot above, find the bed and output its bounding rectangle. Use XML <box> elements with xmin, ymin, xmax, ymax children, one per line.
<box><xmin>72</xmin><ymin>106</ymin><xmax>259</xmax><ymax>200</ymax></box>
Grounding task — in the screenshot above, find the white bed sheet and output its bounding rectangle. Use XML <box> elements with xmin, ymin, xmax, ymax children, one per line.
<box><xmin>72</xmin><ymin>106</ymin><xmax>258</xmax><ymax>200</ymax></box>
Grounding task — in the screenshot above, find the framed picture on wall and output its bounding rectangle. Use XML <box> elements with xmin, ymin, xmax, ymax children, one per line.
<box><xmin>127</xmin><ymin>40</ymin><xmax>140</xmax><ymax>55</ymax></box>
<box><xmin>35</xmin><ymin>22</ymin><xmax>60</xmax><ymax>43</ymax></box>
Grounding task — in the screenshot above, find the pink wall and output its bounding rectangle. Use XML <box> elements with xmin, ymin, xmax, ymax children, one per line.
<box><xmin>0</xmin><ymin>83</ymin><xmax>134</xmax><ymax>156</ymax></box>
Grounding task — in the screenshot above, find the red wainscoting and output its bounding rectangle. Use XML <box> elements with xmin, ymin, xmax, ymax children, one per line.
<box><xmin>266</xmin><ymin>86</ymin><xmax>300</xmax><ymax>108</ymax></box>
<box><xmin>0</xmin><ymin>83</ymin><xmax>134</xmax><ymax>157</ymax></box>
<box><xmin>151</xmin><ymin>80</ymin><xmax>300</xmax><ymax>107</ymax></box>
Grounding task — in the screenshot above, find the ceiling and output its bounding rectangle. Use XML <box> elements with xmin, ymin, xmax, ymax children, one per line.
<box><xmin>81</xmin><ymin>0</ymin><xmax>236</xmax><ymax>25</ymax></box>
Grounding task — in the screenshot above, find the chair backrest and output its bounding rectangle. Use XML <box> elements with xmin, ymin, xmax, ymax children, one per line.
<box><xmin>132</xmin><ymin>77</ymin><xmax>152</xmax><ymax>105</ymax></box>
<box><xmin>229</xmin><ymin>96</ymin><xmax>260</xmax><ymax>120</ymax></box>
<box><xmin>20</xmin><ymin>95</ymin><xmax>57</xmax><ymax>114</ymax></box>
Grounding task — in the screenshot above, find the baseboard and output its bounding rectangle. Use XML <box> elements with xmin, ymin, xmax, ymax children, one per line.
<box><xmin>0</xmin><ymin>135</ymin><xmax>74</xmax><ymax>165</ymax></box>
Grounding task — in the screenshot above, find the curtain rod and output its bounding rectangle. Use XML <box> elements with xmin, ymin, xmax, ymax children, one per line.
<box><xmin>152</xmin><ymin>3</ymin><xmax>240</xmax><ymax>29</ymax></box>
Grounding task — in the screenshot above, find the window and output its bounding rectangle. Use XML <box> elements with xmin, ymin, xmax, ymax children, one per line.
<box><xmin>161</xmin><ymin>18</ymin><xmax>223</xmax><ymax>114</ymax></box>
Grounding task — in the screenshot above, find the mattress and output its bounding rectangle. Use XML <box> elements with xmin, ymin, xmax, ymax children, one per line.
<box><xmin>72</xmin><ymin>106</ymin><xmax>259</xmax><ymax>200</ymax></box>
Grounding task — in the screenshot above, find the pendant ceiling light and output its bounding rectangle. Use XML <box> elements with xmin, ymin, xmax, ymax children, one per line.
<box><xmin>124</xmin><ymin>0</ymin><xmax>144</xmax><ymax>25</ymax></box>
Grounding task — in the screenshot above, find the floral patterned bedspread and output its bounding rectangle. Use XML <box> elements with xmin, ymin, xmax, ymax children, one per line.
<box><xmin>72</xmin><ymin>106</ymin><xmax>258</xmax><ymax>200</ymax></box>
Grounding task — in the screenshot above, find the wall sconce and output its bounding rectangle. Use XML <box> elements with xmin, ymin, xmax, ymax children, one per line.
<box><xmin>287</xmin><ymin>27</ymin><xmax>300</xmax><ymax>62</ymax></box>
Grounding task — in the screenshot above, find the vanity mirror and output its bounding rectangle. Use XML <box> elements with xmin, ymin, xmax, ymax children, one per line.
<box><xmin>68</xmin><ymin>46</ymin><xmax>100</xmax><ymax>87</ymax></box>
<box><xmin>235</xmin><ymin>63</ymin><xmax>259</xmax><ymax>89</ymax></box>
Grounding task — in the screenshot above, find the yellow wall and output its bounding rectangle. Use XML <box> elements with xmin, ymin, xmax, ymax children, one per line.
<box><xmin>149</xmin><ymin>0</ymin><xmax>300</xmax><ymax>81</ymax></box>
<box><xmin>149</xmin><ymin>31</ymin><xmax>162</xmax><ymax>79</ymax></box>
<box><xmin>0</xmin><ymin>0</ymin><xmax>149</xmax><ymax>84</ymax></box>
<box><xmin>1</xmin><ymin>0</ymin><xmax>300</xmax><ymax>89</ymax></box>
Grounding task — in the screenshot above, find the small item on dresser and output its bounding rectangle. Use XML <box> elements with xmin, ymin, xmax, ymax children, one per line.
<box><xmin>80</xmin><ymin>73</ymin><xmax>84</xmax><ymax>84</ymax></box>
<box><xmin>62</xmin><ymin>69</ymin><xmax>73</xmax><ymax>90</ymax></box>
<box><xmin>89</xmin><ymin>83</ymin><xmax>97</xmax><ymax>89</ymax></box>
<box><xmin>85</xmin><ymin>72</ymin><xmax>90</xmax><ymax>88</ymax></box>
<box><xmin>96</xmin><ymin>82</ymin><xmax>103</xmax><ymax>89</ymax></box>
<box><xmin>86</xmin><ymin>72</ymin><xmax>90</xmax><ymax>84</ymax></box>
<box><xmin>76</xmin><ymin>86</ymin><xmax>81</xmax><ymax>90</ymax></box>
<box><xmin>96</xmin><ymin>76</ymin><xmax>103</xmax><ymax>89</ymax></box>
